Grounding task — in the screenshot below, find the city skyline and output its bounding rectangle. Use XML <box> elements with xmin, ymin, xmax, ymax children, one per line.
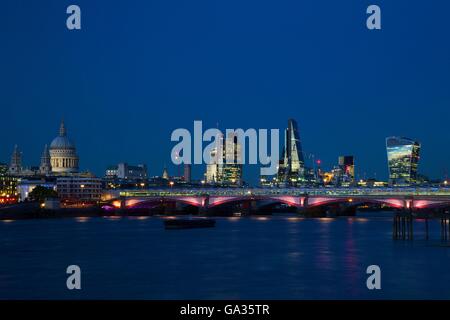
<box><xmin>1</xmin><ymin>117</ymin><xmax>447</xmax><ymax>185</ymax></box>
<box><xmin>2</xmin><ymin>0</ymin><xmax>450</xmax><ymax>303</ymax></box>
<box><xmin>2</xmin><ymin>1</ymin><xmax>450</xmax><ymax>184</ymax></box>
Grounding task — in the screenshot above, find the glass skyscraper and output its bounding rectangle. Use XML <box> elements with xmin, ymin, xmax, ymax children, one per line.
<box><xmin>205</xmin><ymin>133</ymin><xmax>223</xmax><ymax>184</ymax></box>
<box><xmin>205</xmin><ymin>132</ymin><xmax>242</xmax><ymax>186</ymax></box>
<box><xmin>277</xmin><ymin>119</ymin><xmax>305</xmax><ymax>186</ymax></box>
<box><xmin>386</xmin><ymin>137</ymin><xmax>421</xmax><ymax>186</ymax></box>
<box><xmin>222</xmin><ymin>132</ymin><xmax>243</xmax><ymax>185</ymax></box>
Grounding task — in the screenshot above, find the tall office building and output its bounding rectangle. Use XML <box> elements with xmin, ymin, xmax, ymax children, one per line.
<box><xmin>204</xmin><ymin>133</ymin><xmax>242</xmax><ymax>186</ymax></box>
<box><xmin>183</xmin><ymin>164</ymin><xmax>192</xmax><ymax>183</ymax></box>
<box><xmin>338</xmin><ymin>155</ymin><xmax>355</xmax><ymax>186</ymax></box>
<box><xmin>277</xmin><ymin>119</ymin><xmax>305</xmax><ymax>186</ymax></box>
<box><xmin>205</xmin><ymin>148</ymin><xmax>219</xmax><ymax>183</ymax></box>
<box><xmin>386</xmin><ymin>137</ymin><xmax>421</xmax><ymax>186</ymax></box>
<box><xmin>222</xmin><ymin>133</ymin><xmax>243</xmax><ymax>185</ymax></box>
<box><xmin>205</xmin><ymin>133</ymin><xmax>223</xmax><ymax>184</ymax></box>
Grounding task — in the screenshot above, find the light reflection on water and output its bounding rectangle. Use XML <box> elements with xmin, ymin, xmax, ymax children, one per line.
<box><xmin>104</xmin><ymin>216</ymin><xmax>122</xmax><ymax>220</ymax></box>
<box><xmin>253</xmin><ymin>216</ymin><xmax>269</xmax><ymax>221</ymax></box>
<box><xmin>127</xmin><ymin>216</ymin><xmax>150</xmax><ymax>221</ymax></box>
<box><xmin>0</xmin><ymin>213</ymin><xmax>449</xmax><ymax>300</ymax></box>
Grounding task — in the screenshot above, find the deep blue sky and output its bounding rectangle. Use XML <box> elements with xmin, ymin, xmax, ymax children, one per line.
<box><xmin>1</xmin><ymin>0</ymin><xmax>450</xmax><ymax>183</ymax></box>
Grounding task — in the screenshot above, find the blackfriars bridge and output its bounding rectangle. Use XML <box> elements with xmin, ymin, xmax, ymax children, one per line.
<box><xmin>104</xmin><ymin>187</ymin><xmax>450</xmax><ymax>215</ymax></box>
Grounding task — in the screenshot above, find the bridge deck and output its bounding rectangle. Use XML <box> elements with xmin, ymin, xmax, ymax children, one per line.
<box><xmin>110</xmin><ymin>187</ymin><xmax>450</xmax><ymax>198</ymax></box>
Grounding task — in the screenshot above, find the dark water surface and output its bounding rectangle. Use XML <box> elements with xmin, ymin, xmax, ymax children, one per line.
<box><xmin>1</xmin><ymin>213</ymin><xmax>450</xmax><ymax>299</ymax></box>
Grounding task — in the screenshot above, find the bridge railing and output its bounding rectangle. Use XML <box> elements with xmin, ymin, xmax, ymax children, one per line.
<box><xmin>108</xmin><ymin>187</ymin><xmax>450</xmax><ymax>198</ymax></box>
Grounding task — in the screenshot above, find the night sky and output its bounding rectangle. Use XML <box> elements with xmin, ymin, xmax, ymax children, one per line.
<box><xmin>1</xmin><ymin>0</ymin><xmax>450</xmax><ymax>184</ymax></box>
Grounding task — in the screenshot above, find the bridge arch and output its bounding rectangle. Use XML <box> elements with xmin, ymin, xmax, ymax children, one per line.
<box><xmin>413</xmin><ymin>199</ymin><xmax>450</xmax><ymax>210</ymax></box>
<box><xmin>307</xmin><ymin>197</ymin><xmax>405</xmax><ymax>209</ymax></box>
<box><xmin>208</xmin><ymin>195</ymin><xmax>304</xmax><ymax>208</ymax></box>
<box><xmin>110</xmin><ymin>196</ymin><xmax>205</xmax><ymax>209</ymax></box>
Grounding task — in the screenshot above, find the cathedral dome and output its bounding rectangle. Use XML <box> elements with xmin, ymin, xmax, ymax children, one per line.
<box><xmin>50</xmin><ymin>120</ymin><xmax>76</xmax><ymax>150</ymax></box>
<box><xmin>49</xmin><ymin>120</ymin><xmax>79</xmax><ymax>174</ymax></box>
<box><xmin>50</xmin><ymin>136</ymin><xmax>76</xmax><ymax>150</ymax></box>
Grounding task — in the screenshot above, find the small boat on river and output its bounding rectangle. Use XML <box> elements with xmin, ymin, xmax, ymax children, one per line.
<box><xmin>164</xmin><ymin>218</ymin><xmax>216</xmax><ymax>229</ymax></box>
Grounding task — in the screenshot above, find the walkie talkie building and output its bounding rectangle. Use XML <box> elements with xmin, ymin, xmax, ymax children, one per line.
<box><xmin>386</xmin><ymin>136</ymin><xmax>421</xmax><ymax>186</ymax></box>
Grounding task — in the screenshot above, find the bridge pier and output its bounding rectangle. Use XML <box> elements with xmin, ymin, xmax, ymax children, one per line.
<box><xmin>393</xmin><ymin>211</ymin><xmax>414</xmax><ymax>241</ymax></box>
<box><xmin>296</xmin><ymin>196</ymin><xmax>308</xmax><ymax>215</ymax></box>
<box><xmin>409</xmin><ymin>213</ymin><xmax>413</xmax><ymax>240</ymax></box>
<box><xmin>117</xmin><ymin>196</ymin><xmax>127</xmax><ymax>215</ymax></box>
<box><xmin>395</xmin><ymin>212</ymin><xmax>450</xmax><ymax>242</ymax></box>
<box><xmin>250</xmin><ymin>200</ymin><xmax>258</xmax><ymax>215</ymax></box>
<box><xmin>392</xmin><ymin>199</ymin><xmax>414</xmax><ymax>240</ymax></box>
<box><xmin>112</xmin><ymin>190</ymin><xmax>450</xmax><ymax>221</ymax></box>
<box><xmin>175</xmin><ymin>201</ymin><xmax>184</xmax><ymax>212</ymax></box>
<box><xmin>199</xmin><ymin>195</ymin><xmax>210</xmax><ymax>216</ymax></box>
<box><xmin>163</xmin><ymin>201</ymin><xmax>176</xmax><ymax>215</ymax></box>
<box><xmin>440</xmin><ymin>215</ymin><xmax>450</xmax><ymax>241</ymax></box>
<box><xmin>241</xmin><ymin>200</ymin><xmax>258</xmax><ymax>216</ymax></box>
<box><xmin>337</xmin><ymin>203</ymin><xmax>357</xmax><ymax>217</ymax></box>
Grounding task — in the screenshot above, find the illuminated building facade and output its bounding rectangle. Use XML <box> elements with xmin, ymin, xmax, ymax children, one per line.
<box><xmin>338</xmin><ymin>155</ymin><xmax>355</xmax><ymax>186</ymax></box>
<box><xmin>204</xmin><ymin>133</ymin><xmax>242</xmax><ymax>186</ymax></box>
<box><xmin>205</xmin><ymin>133</ymin><xmax>224</xmax><ymax>184</ymax></box>
<box><xmin>1</xmin><ymin>163</ymin><xmax>18</xmax><ymax>202</ymax></box>
<box><xmin>322</xmin><ymin>171</ymin><xmax>335</xmax><ymax>186</ymax></box>
<box><xmin>221</xmin><ymin>133</ymin><xmax>243</xmax><ymax>185</ymax></box>
<box><xmin>56</xmin><ymin>176</ymin><xmax>102</xmax><ymax>202</ymax></box>
<box><xmin>277</xmin><ymin>119</ymin><xmax>305</xmax><ymax>186</ymax></box>
<box><xmin>17</xmin><ymin>179</ymin><xmax>56</xmax><ymax>202</ymax></box>
<box><xmin>49</xmin><ymin>120</ymin><xmax>79</xmax><ymax>174</ymax></box>
<box><xmin>260</xmin><ymin>175</ymin><xmax>275</xmax><ymax>187</ymax></box>
<box><xmin>386</xmin><ymin>137</ymin><xmax>421</xmax><ymax>186</ymax></box>
<box><xmin>7</xmin><ymin>121</ymin><xmax>80</xmax><ymax>178</ymax></box>
<box><xmin>105</xmin><ymin>163</ymin><xmax>148</xmax><ymax>180</ymax></box>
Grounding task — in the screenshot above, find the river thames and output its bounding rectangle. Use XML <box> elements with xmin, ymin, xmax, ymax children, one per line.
<box><xmin>1</xmin><ymin>213</ymin><xmax>449</xmax><ymax>300</ymax></box>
